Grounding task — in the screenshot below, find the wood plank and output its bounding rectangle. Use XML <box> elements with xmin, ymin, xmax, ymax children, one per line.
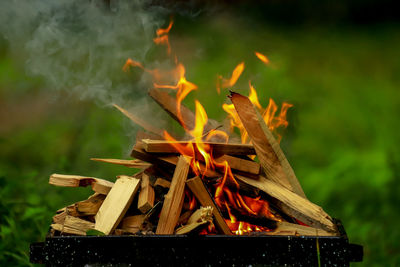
<box><xmin>141</xmin><ymin>139</ymin><xmax>255</xmax><ymax>155</ymax></box>
<box><xmin>265</xmin><ymin>221</ymin><xmax>337</xmax><ymax>236</ymax></box>
<box><xmin>113</xmin><ymin>104</ymin><xmax>164</xmax><ymax>137</ymax></box>
<box><xmin>214</xmin><ymin>154</ymin><xmax>260</xmax><ymax>175</ymax></box>
<box><xmin>186</xmin><ymin>176</ymin><xmax>232</xmax><ymax>235</ymax></box>
<box><xmin>149</xmin><ymin>88</ymin><xmax>220</xmax><ymax>133</ymax></box>
<box><xmin>95</xmin><ymin>175</ymin><xmax>141</xmax><ymax>235</ymax></box>
<box><xmin>91</xmin><ymin>158</ymin><xmax>151</xmax><ymax>169</ymax></box>
<box><xmin>235</xmin><ymin>175</ymin><xmax>336</xmax><ymax>233</ymax></box>
<box><xmin>230</xmin><ymin>92</ymin><xmax>306</xmax><ymax>198</ymax></box>
<box><xmin>156</xmin><ymin>156</ymin><xmax>191</xmax><ymax>234</ymax></box>
<box><xmin>49</xmin><ymin>174</ymin><xmax>114</xmax><ymax>195</ymax></box>
<box><xmin>137</xmin><ymin>173</ymin><xmax>155</xmax><ymax>213</ymax></box>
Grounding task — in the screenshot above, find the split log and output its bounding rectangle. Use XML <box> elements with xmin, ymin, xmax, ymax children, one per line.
<box><xmin>113</xmin><ymin>104</ymin><xmax>164</xmax><ymax>137</ymax></box>
<box><xmin>214</xmin><ymin>154</ymin><xmax>260</xmax><ymax>175</ymax></box>
<box><xmin>91</xmin><ymin>158</ymin><xmax>151</xmax><ymax>169</ymax></box>
<box><xmin>230</xmin><ymin>92</ymin><xmax>306</xmax><ymax>198</ymax></box>
<box><xmin>235</xmin><ymin>175</ymin><xmax>336</xmax><ymax>233</ymax></box>
<box><xmin>265</xmin><ymin>221</ymin><xmax>337</xmax><ymax>236</ymax></box>
<box><xmin>52</xmin><ymin>209</ymin><xmax>67</xmax><ymax>224</ymax></box>
<box><xmin>95</xmin><ymin>175</ymin><xmax>141</xmax><ymax>235</ymax></box>
<box><xmin>49</xmin><ymin>174</ymin><xmax>114</xmax><ymax>195</ymax></box>
<box><xmin>175</xmin><ymin>206</ymin><xmax>213</xmax><ymax>235</ymax></box>
<box><xmin>156</xmin><ymin>156</ymin><xmax>191</xmax><ymax>234</ymax></box>
<box><xmin>141</xmin><ymin>139</ymin><xmax>255</xmax><ymax>155</ymax></box>
<box><xmin>51</xmin><ymin>224</ymin><xmax>86</xmax><ymax>236</ymax></box>
<box><xmin>149</xmin><ymin>88</ymin><xmax>220</xmax><ymax>133</ymax></box>
<box><xmin>75</xmin><ymin>193</ymin><xmax>106</xmax><ymax>215</ymax></box>
<box><xmin>186</xmin><ymin>176</ymin><xmax>232</xmax><ymax>235</ymax></box>
<box><xmin>137</xmin><ymin>173</ymin><xmax>155</xmax><ymax>213</ymax></box>
<box><xmin>121</xmin><ymin>215</ymin><xmax>146</xmax><ymax>234</ymax></box>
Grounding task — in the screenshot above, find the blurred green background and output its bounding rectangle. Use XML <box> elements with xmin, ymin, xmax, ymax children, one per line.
<box><xmin>1</xmin><ymin>3</ymin><xmax>400</xmax><ymax>266</ymax></box>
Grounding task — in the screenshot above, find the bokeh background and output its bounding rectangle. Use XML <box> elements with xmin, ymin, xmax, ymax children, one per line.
<box><xmin>1</xmin><ymin>0</ymin><xmax>399</xmax><ymax>265</ymax></box>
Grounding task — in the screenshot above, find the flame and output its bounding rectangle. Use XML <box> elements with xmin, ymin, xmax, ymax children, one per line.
<box><xmin>153</xmin><ymin>20</ymin><xmax>174</xmax><ymax>55</ymax></box>
<box><xmin>217</xmin><ymin>62</ymin><xmax>245</xmax><ymax>94</ymax></box>
<box><xmin>255</xmin><ymin>51</ymin><xmax>270</xmax><ymax>65</ymax></box>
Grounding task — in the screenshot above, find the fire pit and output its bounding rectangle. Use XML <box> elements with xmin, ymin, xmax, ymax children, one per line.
<box><xmin>29</xmin><ymin>20</ymin><xmax>363</xmax><ymax>265</ymax></box>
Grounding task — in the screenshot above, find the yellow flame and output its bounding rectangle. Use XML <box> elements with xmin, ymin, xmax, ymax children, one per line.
<box><xmin>255</xmin><ymin>51</ymin><xmax>270</xmax><ymax>65</ymax></box>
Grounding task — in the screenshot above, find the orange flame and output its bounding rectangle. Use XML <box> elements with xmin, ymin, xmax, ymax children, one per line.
<box><xmin>255</xmin><ymin>51</ymin><xmax>270</xmax><ymax>65</ymax></box>
<box><xmin>153</xmin><ymin>20</ymin><xmax>174</xmax><ymax>55</ymax></box>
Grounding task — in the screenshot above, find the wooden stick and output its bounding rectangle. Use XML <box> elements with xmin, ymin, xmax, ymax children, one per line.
<box><xmin>51</xmin><ymin>215</ymin><xmax>95</xmax><ymax>235</ymax></box>
<box><xmin>121</xmin><ymin>215</ymin><xmax>146</xmax><ymax>234</ymax></box>
<box><xmin>149</xmin><ymin>88</ymin><xmax>220</xmax><ymax>133</ymax></box>
<box><xmin>49</xmin><ymin>174</ymin><xmax>114</xmax><ymax>195</ymax></box>
<box><xmin>91</xmin><ymin>158</ymin><xmax>151</xmax><ymax>169</ymax></box>
<box><xmin>230</xmin><ymin>92</ymin><xmax>306</xmax><ymax>198</ymax></box>
<box><xmin>137</xmin><ymin>173</ymin><xmax>155</xmax><ymax>213</ymax></box>
<box><xmin>156</xmin><ymin>156</ymin><xmax>191</xmax><ymax>234</ymax></box>
<box><xmin>265</xmin><ymin>221</ymin><xmax>337</xmax><ymax>236</ymax></box>
<box><xmin>113</xmin><ymin>104</ymin><xmax>164</xmax><ymax>137</ymax></box>
<box><xmin>186</xmin><ymin>176</ymin><xmax>232</xmax><ymax>235</ymax></box>
<box><xmin>214</xmin><ymin>154</ymin><xmax>260</xmax><ymax>175</ymax></box>
<box><xmin>175</xmin><ymin>206</ymin><xmax>213</xmax><ymax>235</ymax></box>
<box><xmin>235</xmin><ymin>175</ymin><xmax>336</xmax><ymax>232</ymax></box>
<box><xmin>141</xmin><ymin>139</ymin><xmax>255</xmax><ymax>155</ymax></box>
<box><xmin>95</xmin><ymin>175</ymin><xmax>141</xmax><ymax>235</ymax></box>
<box><xmin>154</xmin><ymin>178</ymin><xmax>171</xmax><ymax>188</ymax></box>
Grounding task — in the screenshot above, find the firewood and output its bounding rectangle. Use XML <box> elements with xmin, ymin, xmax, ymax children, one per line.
<box><xmin>49</xmin><ymin>174</ymin><xmax>114</xmax><ymax>195</ymax></box>
<box><xmin>175</xmin><ymin>206</ymin><xmax>213</xmax><ymax>235</ymax></box>
<box><xmin>265</xmin><ymin>221</ymin><xmax>337</xmax><ymax>236</ymax></box>
<box><xmin>52</xmin><ymin>209</ymin><xmax>67</xmax><ymax>224</ymax></box>
<box><xmin>141</xmin><ymin>139</ymin><xmax>255</xmax><ymax>155</ymax></box>
<box><xmin>149</xmin><ymin>88</ymin><xmax>220</xmax><ymax>133</ymax></box>
<box><xmin>186</xmin><ymin>176</ymin><xmax>232</xmax><ymax>235</ymax></box>
<box><xmin>235</xmin><ymin>175</ymin><xmax>336</xmax><ymax>233</ymax></box>
<box><xmin>51</xmin><ymin>215</ymin><xmax>95</xmax><ymax>235</ymax></box>
<box><xmin>214</xmin><ymin>154</ymin><xmax>260</xmax><ymax>175</ymax></box>
<box><xmin>131</xmin><ymin>143</ymin><xmax>220</xmax><ymax>178</ymax></box>
<box><xmin>75</xmin><ymin>193</ymin><xmax>106</xmax><ymax>215</ymax></box>
<box><xmin>154</xmin><ymin>178</ymin><xmax>171</xmax><ymax>188</ymax></box>
<box><xmin>95</xmin><ymin>175</ymin><xmax>141</xmax><ymax>235</ymax></box>
<box><xmin>51</xmin><ymin>224</ymin><xmax>86</xmax><ymax>236</ymax></box>
<box><xmin>121</xmin><ymin>215</ymin><xmax>146</xmax><ymax>234</ymax></box>
<box><xmin>113</xmin><ymin>104</ymin><xmax>164</xmax><ymax>137</ymax></box>
<box><xmin>91</xmin><ymin>158</ymin><xmax>151</xmax><ymax>169</ymax></box>
<box><xmin>137</xmin><ymin>173</ymin><xmax>155</xmax><ymax>213</ymax></box>
<box><xmin>156</xmin><ymin>156</ymin><xmax>191</xmax><ymax>234</ymax></box>
<box><xmin>229</xmin><ymin>92</ymin><xmax>306</xmax><ymax>198</ymax></box>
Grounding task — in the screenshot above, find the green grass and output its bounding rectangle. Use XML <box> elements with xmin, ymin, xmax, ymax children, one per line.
<box><xmin>1</xmin><ymin>14</ymin><xmax>400</xmax><ymax>266</ymax></box>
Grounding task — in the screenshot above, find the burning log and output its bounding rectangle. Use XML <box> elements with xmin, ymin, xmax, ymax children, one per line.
<box><xmin>137</xmin><ymin>173</ymin><xmax>155</xmax><ymax>213</ymax></box>
<box><xmin>235</xmin><ymin>175</ymin><xmax>336</xmax><ymax>232</ymax></box>
<box><xmin>141</xmin><ymin>139</ymin><xmax>255</xmax><ymax>156</ymax></box>
<box><xmin>49</xmin><ymin>174</ymin><xmax>114</xmax><ymax>195</ymax></box>
<box><xmin>230</xmin><ymin>92</ymin><xmax>306</xmax><ymax>198</ymax></box>
<box><xmin>186</xmin><ymin>176</ymin><xmax>232</xmax><ymax>235</ymax></box>
<box><xmin>95</xmin><ymin>175</ymin><xmax>141</xmax><ymax>235</ymax></box>
<box><xmin>156</xmin><ymin>156</ymin><xmax>191</xmax><ymax>234</ymax></box>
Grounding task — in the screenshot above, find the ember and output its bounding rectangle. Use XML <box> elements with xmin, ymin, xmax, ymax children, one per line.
<box><xmin>45</xmin><ymin>19</ymin><xmax>338</xmax><ymax>238</ymax></box>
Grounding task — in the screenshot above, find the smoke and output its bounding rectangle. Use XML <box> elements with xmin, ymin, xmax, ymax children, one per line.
<box><xmin>0</xmin><ymin>0</ymin><xmax>170</xmax><ymax>106</ymax></box>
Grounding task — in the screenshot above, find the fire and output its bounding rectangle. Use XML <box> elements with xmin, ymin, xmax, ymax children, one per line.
<box><xmin>124</xmin><ymin>19</ymin><xmax>291</xmax><ymax>235</ymax></box>
<box><xmin>255</xmin><ymin>51</ymin><xmax>270</xmax><ymax>65</ymax></box>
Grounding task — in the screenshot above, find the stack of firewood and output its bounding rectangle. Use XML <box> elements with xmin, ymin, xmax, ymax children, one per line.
<box><xmin>48</xmin><ymin>89</ymin><xmax>337</xmax><ymax>237</ymax></box>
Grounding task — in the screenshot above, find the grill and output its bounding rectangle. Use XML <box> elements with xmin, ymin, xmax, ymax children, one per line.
<box><xmin>30</xmin><ymin>219</ymin><xmax>362</xmax><ymax>266</ymax></box>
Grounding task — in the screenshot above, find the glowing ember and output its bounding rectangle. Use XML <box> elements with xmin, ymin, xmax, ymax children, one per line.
<box><xmin>255</xmin><ymin>51</ymin><xmax>270</xmax><ymax>65</ymax></box>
